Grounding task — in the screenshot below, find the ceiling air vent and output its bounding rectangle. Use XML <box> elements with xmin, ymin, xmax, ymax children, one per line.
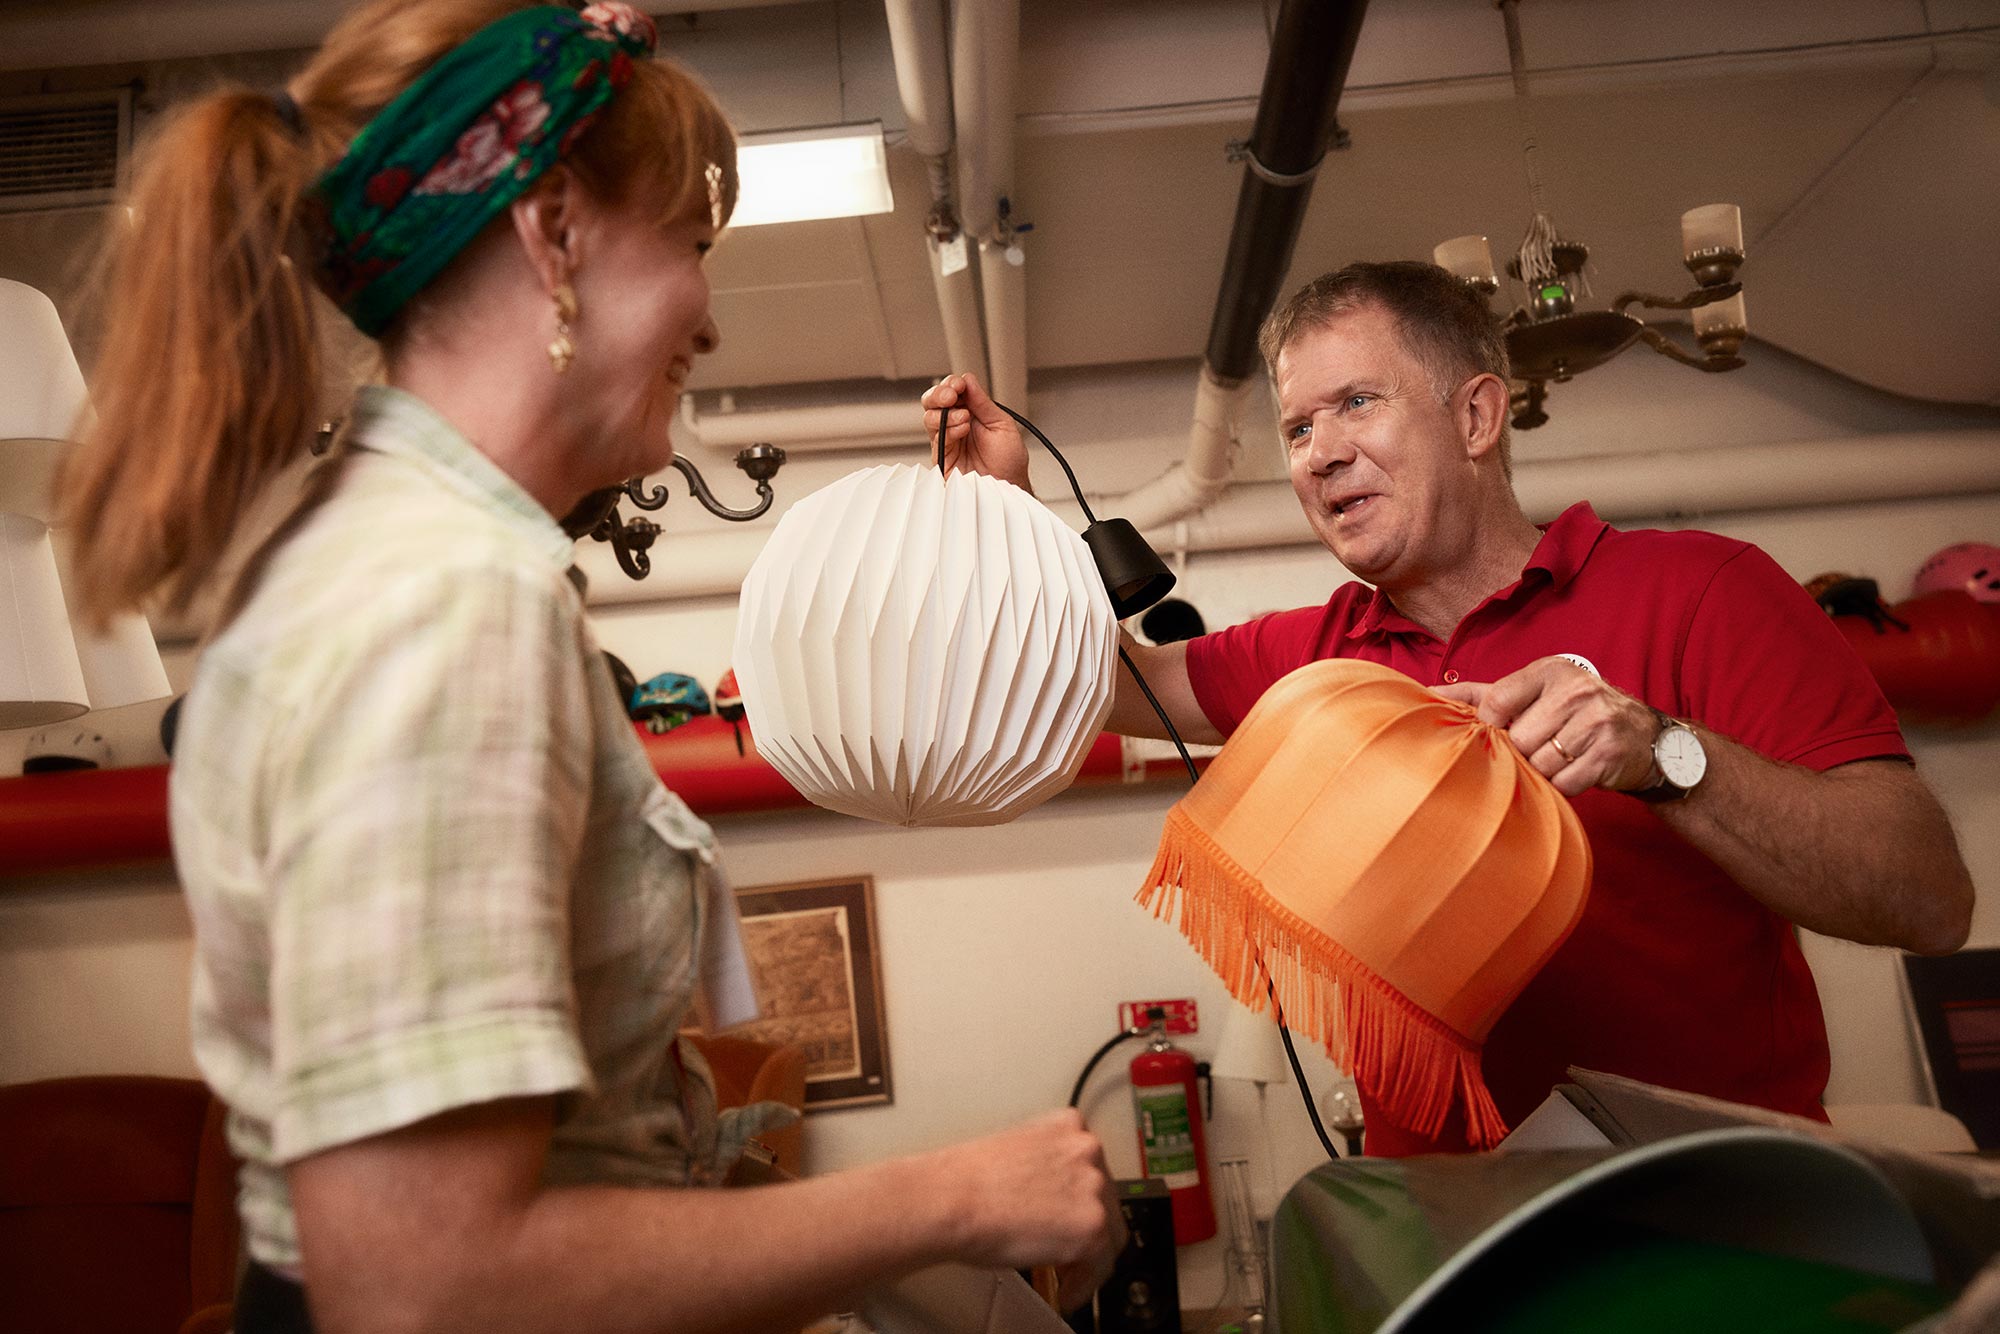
<box><xmin>0</xmin><ymin>89</ymin><xmax>131</xmax><ymax>215</ymax></box>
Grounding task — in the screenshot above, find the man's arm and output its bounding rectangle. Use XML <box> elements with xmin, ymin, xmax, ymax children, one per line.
<box><xmin>922</xmin><ymin>374</ymin><xmax>1220</xmax><ymax>747</ymax></box>
<box><xmin>291</xmin><ymin>1096</ymin><xmax>1120</xmax><ymax>1334</ymax></box>
<box><xmin>1439</xmin><ymin>658</ymin><xmax>1973</xmax><ymax>955</ymax></box>
<box><xmin>1109</xmin><ymin>634</ymin><xmax>1221</xmax><ymax>745</ymax></box>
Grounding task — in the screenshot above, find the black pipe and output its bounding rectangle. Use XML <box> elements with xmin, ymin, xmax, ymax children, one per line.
<box><xmin>1203</xmin><ymin>0</ymin><xmax>1370</xmax><ymax>383</ymax></box>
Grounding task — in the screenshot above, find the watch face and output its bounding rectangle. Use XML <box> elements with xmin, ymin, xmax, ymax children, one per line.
<box><xmin>1657</xmin><ymin>725</ymin><xmax>1706</xmax><ymax>788</ymax></box>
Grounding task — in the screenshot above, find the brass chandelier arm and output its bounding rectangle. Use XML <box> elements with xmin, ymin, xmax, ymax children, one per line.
<box><xmin>1612</xmin><ymin>281</ymin><xmax>1742</xmax><ymax>316</ymax></box>
<box><xmin>666</xmin><ymin>455</ymin><xmax>777</xmax><ymax>522</ymax></box>
<box><xmin>622</xmin><ymin>478</ymin><xmax>674</xmax><ymax>512</ymax></box>
<box><xmin>1634</xmin><ymin>325</ymin><xmax>1747</xmax><ymax>373</ymax></box>
<box><xmin>576</xmin><ymin>444</ymin><xmax>788</xmax><ymax>581</ymax></box>
<box><xmin>591</xmin><ymin>511</ymin><xmax>661</xmax><ymax>580</ymax></box>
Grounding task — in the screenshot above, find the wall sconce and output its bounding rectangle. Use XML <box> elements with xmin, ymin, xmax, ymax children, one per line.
<box><xmin>562</xmin><ymin>443</ymin><xmax>787</xmax><ymax>581</ymax></box>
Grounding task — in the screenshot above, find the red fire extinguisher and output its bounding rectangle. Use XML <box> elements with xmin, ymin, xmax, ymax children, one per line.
<box><xmin>1129</xmin><ymin>1017</ymin><xmax>1217</xmax><ymax>1244</ymax></box>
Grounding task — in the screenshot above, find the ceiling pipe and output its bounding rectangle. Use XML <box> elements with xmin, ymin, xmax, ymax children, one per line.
<box><xmin>692</xmin><ymin>399</ymin><xmax>924</xmax><ymax>452</ymax></box>
<box><xmin>0</xmin><ymin>0</ymin><xmax>809</xmax><ymax>71</ymax></box>
<box><xmin>698</xmin><ymin>0</ymin><xmax>1362</xmax><ymax>512</ymax></box>
<box><xmin>1119</xmin><ymin>0</ymin><xmax>1370</xmax><ymax>532</ymax></box>
<box><xmin>885</xmin><ymin>0</ymin><xmax>990</xmax><ymax>385</ymax></box>
<box><xmin>566</xmin><ymin>431</ymin><xmax>2000</xmax><ymax>607</ymax></box>
<box><xmin>951</xmin><ymin>0</ymin><xmax>1028</xmax><ymax>409</ymax></box>
<box><xmin>979</xmin><ymin>245</ymin><xmax>1029</xmax><ymax>410</ymax></box>
<box><xmin>1206</xmin><ymin>0</ymin><xmax>1369</xmax><ymax>384</ymax></box>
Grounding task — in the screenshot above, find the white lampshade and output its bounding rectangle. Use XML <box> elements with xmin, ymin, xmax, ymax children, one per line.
<box><xmin>0</xmin><ymin>511</ymin><xmax>89</xmax><ymax>728</ymax></box>
<box><xmin>1433</xmin><ymin>234</ymin><xmax>1498</xmax><ymax>287</ymax></box>
<box><xmin>734</xmin><ymin>463</ymin><xmax>1117</xmax><ymax>827</ymax></box>
<box><xmin>1207</xmin><ymin>993</ymin><xmax>1290</xmax><ymax>1087</ymax></box>
<box><xmin>0</xmin><ymin>279</ymin><xmax>89</xmax><ymax>441</ymax></box>
<box><xmin>50</xmin><ymin>526</ymin><xmax>171</xmax><ymax>710</ymax></box>
<box><xmin>1680</xmin><ymin>203</ymin><xmax>1743</xmax><ymax>258</ymax></box>
<box><xmin>2</xmin><ymin>285</ymin><xmax>171</xmax><ymax>729</ymax></box>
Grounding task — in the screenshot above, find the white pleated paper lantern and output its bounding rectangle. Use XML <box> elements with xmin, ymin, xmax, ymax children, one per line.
<box><xmin>734</xmin><ymin>463</ymin><xmax>1118</xmax><ymax>827</ymax></box>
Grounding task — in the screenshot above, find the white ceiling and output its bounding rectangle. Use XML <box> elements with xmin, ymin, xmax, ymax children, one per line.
<box><xmin>2</xmin><ymin>0</ymin><xmax>1998</xmax><ymax>410</ymax></box>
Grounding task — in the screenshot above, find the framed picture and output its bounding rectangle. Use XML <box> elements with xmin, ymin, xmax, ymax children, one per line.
<box><xmin>732</xmin><ymin>875</ymin><xmax>892</xmax><ymax>1110</ymax></box>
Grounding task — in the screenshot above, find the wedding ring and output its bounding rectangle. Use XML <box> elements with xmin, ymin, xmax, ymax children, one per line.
<box><xmin>1550</xmin><ymin>735</ymin><xmax>1572</xmax><ymax>761</ymax></box>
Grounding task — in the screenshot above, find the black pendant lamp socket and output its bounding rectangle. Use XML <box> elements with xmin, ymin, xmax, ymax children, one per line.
<box><xmin>1083</xmin><ymin>517</ymin><xmax>1176</xmax><ymax>620</ymax></box>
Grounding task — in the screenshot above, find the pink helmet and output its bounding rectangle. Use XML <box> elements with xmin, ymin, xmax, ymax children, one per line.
<box><xmin>1913</xmin><ymin>543</ymin><xmax>2000</xmax><ymax>603</ymax></box>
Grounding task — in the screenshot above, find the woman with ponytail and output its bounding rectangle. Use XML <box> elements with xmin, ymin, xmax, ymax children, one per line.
<box><xmin>59</xmin><ymin>4</ymin><xmax>1117</xmax><ymax>1330</ymax></box>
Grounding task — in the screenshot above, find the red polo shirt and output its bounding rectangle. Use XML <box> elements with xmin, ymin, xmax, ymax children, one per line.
<box><xmin>1184</xmin><ymin>503</ymin><xmax>1908</xmax><ymax>1154</ymax></box>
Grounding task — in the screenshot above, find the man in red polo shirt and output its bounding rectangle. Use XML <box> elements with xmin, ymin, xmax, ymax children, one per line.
<box><xmin>923</xmin><ymin>261</ymin><xmax>1973</xmax><ymax>1155</ymax></box>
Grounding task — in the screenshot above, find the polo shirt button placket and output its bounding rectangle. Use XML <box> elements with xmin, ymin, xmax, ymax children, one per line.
<box><xmin>1443</xmin><ymin>669</ymin><xmax>1460</xmax><ymax>684</ymax></box>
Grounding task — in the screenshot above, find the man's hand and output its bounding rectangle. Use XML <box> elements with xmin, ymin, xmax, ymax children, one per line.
<box><xmin>1438</xmin><ymin>656</ymin><xmax>1972</xmax><ymax>951</ymax></box>
<box><xmin>1435</xmin><ymin>657</ymin><xmax>1659</xmax><ymax>797</ymax></box>
<box><xmin>919</xmin><ymin>372</ymin><xmax>1032</xmax><ymax>491</ymax></box>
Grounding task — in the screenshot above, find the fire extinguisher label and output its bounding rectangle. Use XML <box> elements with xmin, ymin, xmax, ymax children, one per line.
<box><xmin>1135</xmin><ymin>1087</ymin><xmax>1201</xmax><ymax>1189</ymax></box>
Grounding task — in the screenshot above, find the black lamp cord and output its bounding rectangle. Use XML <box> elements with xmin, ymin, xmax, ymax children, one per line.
<box><xmin>1068</xmin><ymin>1026</ymin><xmax>1145</xmax><ymax>1110</ymax></box>
<box><xmin>957</xmin><ymin>398</ymin><xmax>1346</xmax><ymax>1160</ymax></box>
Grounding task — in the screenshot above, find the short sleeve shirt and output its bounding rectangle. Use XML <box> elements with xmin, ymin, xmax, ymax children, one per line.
<box><xmin>1185</xmin><ymin>503</ymin><xmax>1909</xmax><ymax>1151</ymax></box>
<box><xmin>173</xmin><ymin>387</ymin><xmax>783</xmax><ymax>1266</ymax></box>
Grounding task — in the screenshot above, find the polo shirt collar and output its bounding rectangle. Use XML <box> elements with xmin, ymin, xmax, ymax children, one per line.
<box><xmin>1344</xmin><ymin>501</ymin><xmax>1609</xmax><ymax>641</ymax></box>
<box><xmin>1523</xmin><ymin>501</ymin><xmax>1608</xmax><ymax>590</ymax></box>
<box><xmin>347</xmin><ymin>385</ymin><xmax>576</xmax><ymax>570</ymax></box>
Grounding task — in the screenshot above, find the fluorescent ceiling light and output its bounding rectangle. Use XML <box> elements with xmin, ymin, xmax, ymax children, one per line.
<box><xmin>730</xmin><ymin>122</ymin><xmax>894</xmax><ymax>228</ymax></box>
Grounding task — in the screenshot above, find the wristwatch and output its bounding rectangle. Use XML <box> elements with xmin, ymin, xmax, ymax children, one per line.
<box><xmin>1633</xmin><ymin>710</ymin><xmax>1707</xmax><ymax>803</ymax></box>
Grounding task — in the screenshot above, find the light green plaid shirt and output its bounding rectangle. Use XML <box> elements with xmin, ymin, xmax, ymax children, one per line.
<box><xmin>174</xmin><ymin>387</ymin><xmax>786</xmax><ymax>1268</ymax></box>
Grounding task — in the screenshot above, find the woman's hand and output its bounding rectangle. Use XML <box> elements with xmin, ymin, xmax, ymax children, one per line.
<box><xmin>919</xmin><ymin>372</ymin><xmax>1033</xmax><ymax>492</ymax></box>
<box><xmin>930</xmin><ymin>1109</ymin><xmax>1123</xmax><ymax>1310</ymax></box>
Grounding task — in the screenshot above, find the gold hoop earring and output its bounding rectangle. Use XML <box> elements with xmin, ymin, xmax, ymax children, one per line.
<box><xmin>548</xmin><ymin>282</ymin><xmax>578</xmax><ymax>374</ymax></box>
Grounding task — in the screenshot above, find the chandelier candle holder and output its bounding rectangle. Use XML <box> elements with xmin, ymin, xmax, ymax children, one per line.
<box><xmin>733</xmin><ymin>463</ymin><xmax>1119</xmax><ymax>827</ymax></box>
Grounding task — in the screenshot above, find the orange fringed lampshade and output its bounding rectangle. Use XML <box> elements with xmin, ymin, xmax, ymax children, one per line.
<box><xmin>1137</xmin><ymin>659</ymin><xmax>1592</xmax><ymax>1148</ymax></box>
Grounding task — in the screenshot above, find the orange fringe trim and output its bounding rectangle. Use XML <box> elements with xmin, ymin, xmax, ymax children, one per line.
<box><xmin>1137</xmin><ymin>805</ymin><xmax>1510</xmax><ymax>1149</ymax></box>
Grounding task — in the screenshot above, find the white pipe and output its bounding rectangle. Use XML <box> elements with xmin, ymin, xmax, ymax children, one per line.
<box><xmin>1510</xmin><ymin>433</ymin><xmax>2000</xmax><ymax>526</ymax></box>
<box><xmin>0</xmin><ymin>0</ymin><xmax>806</xmax><ymax>71</ymax></box>
<box><xmin>1054</xmin><ymin>430</ymin><xmax>2000</xmax><ymax>551</ymax></box>
<box><xmin>950</xmin><ymin>0</ymin><xmax>1017</xmax><ymax>241</ymax></box>
<box><xmin>887</xmin><ymin>0</ymin><xmax>990</xmax><ymax>385</ymax></box>
<box><xmin>1116</xmin><ymin>368</ymin><xmax>1256</xmax><ymax>531</ymax></box>
<box><xmin>979</xmin><ymin>241</ymin><xmax>1028</xmax><ymax>408</ymax></box>
<box><xmin>691</xmin><ymin>399</ymin><xmax>924</xmax><ymax>451</ymax></box>
<box><xmin>953</xmin><ymin>0</ymin><xmax>1023</xmax><ymax>404</ymax></box>
<box><xmin>884</xmin><ymin>0</ymin><xmax>954</xmax><ymax>160</ymax></box>
<box><xmin>932</xmin><ymin>239</ymin><xmax>990</xmax><ymax>386</ymax></box>
<box><xmin>572</xmin><ymin>431</ymin><xmax>2000</xmax><ymax>607</ymax></box>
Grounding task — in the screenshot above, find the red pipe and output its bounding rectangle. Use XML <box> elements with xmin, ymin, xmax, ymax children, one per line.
<box><xmin>0</xmin><ymin>765</ymin><xmax>172</xmax><ymax>878</ymax></box>
<box><xmin>2</xmin><ymin>720</ymin><xmax>1201</xmax><ymax>879</ymax></box>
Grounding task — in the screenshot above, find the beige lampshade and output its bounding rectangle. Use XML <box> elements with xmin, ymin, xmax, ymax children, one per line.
<box><xmin>50</xmin><ymin>526</ymin><xmax>171</xmax><ymax>710</ymax></box>
<box><xmin>0</xmin><ymin>280</ymin><xmax>89</xmax><ymax>441</ymax></box>
<box><xmin>2</xmin><ymin>282</ymin><xmax>170</xmax><ymax>729</ymax></box>
<box><xmin>0</xmin><ymin>511</ymin><xmax>89</xmax><ymax>728</ymax></box>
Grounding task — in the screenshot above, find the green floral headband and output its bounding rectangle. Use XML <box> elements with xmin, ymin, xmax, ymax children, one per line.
<box><xmin>312</xmin><ymin>3</ymin><xmax>658</xmax><ymax>337</ymax></box>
